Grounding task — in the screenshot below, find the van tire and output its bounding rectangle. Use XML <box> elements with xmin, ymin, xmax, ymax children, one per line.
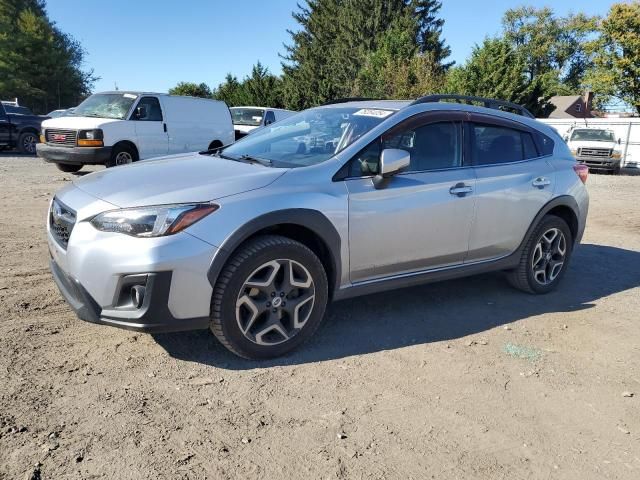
<box><xmin>18</xmin><ymin>131</ymin><xmax>38</xmax><ymax>154</ymax></box>
<box><xmin>208</xmin><ymin>140</ymin><xmax>223</xmax><ymax>151</ymax></box>
<box><xmin>106</xmin><ymin>144</ymin><xmax>137</xmax><ymax>168</ymax></box>
<box><xmin>56</xmin><ymin>163</ymin><xmax>83</xmax><ymax>173</ymax></box>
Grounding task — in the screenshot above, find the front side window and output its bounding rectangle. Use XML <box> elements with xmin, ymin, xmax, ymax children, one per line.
<box><xmin>264</xmin><ymin>111</ymin><xmax>276</xmax><ymax>125</ymax></box>
<box><xmin>220</xmin><ymin>106</ymin><xmax>393</xmax><ymax>168</ymax></box>
<box><xmin>230</xmin><ymin>108</ymin><xmax>265</xmax><ymax>126</ymax></box>
<box><xmin>348</xmin><ymin>120</ymin><xmax>462</xmax><ymax>177</ymax></box>
<box><xmin>133</xmin><ymin>97</ymin><xmax>163</xmax><ymax>121</ymax></box>
<box><xmin>471</xmin><ymin>124</ymin><xmax>539</xmax><ymax>165</ymax></box>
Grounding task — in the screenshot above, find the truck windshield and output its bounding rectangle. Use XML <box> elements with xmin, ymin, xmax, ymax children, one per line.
<box><xmin>570</xmin><ymin>129</ymin><xmax>615</xmax><ymax>142</ymax></box>
<box><xmin>231</xmin><ymin>108</ymin><xmax>265</xmax><ymax>126</ymax></box>
<box><xmin>218</xmin><ymin>106</ymin><xmax>394</xmax><ymax>168</ymax></box>
<box><xmin>70</xmin><ymin>93</ymin><xmax>138</xmax><ymax>120</ymax></box>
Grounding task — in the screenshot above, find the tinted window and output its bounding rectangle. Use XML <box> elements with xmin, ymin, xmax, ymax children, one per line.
<box><xmin>5</xmin><ymin>105</ymin><xmax>33</xmax><ymax>115</ymax></box>
<box><xmin>135</xmin><ymin>97</ymin><xmax>163</xmax><ymax>121</ymax></box>
<box><xmin>472</xmin><ymin>124</ymin><xmax>541</xmax><ymax>165</ymax></box>
<box><xmin>349</xmin><ymin>120</ymin><xmax>462</xmax><ymax>176</ymax></box>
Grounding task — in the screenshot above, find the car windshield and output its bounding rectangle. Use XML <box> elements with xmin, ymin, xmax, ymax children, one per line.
<box><xmin>70</xmin><ymin>93</ymin><xmax>137</xmax><ymax>120</ymax></box>
<box><xmin>231</xmin><ymin>108</ymin><xmax>265</xmax><ymax>126</ymax></box>
<box><xmin>570</xmin><ymin>129</ymin><xmax>615</xmax><ymax>142</ymax></box>
<box><xmin>218</xmin><ymin>106</ymin><xmax>394</xmax><ymax>168</ymax></box>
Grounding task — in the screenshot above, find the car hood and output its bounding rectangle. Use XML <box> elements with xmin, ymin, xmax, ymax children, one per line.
<box><xmin>42</xmin><ymin>116</ymin><xmax>123</xmax><ymax>130</ymax></box>
<box><xmin>72</xmin><ymin>153</ymin><xmax>287</xmax><ymax>208</ymax></box>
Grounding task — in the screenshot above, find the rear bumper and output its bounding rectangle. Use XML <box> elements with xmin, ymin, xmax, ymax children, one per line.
<box><xmin>37</xmin><ymin>143</ymin><xmax>112</xmax><ymax>165</ymax></box>
<box><xmin>49</xmin><ymin>258</ymin><xmax>210</xmax><ymax>333</ymax></box>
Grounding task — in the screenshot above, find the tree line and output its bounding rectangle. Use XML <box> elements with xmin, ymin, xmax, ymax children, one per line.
<box><xmin>1</xmin><ymin>0</ymin><xmax>638</xmax><ymax>115</ymax></box>
<box><xmin>173</xmin><ymin>0</ymin><xmax>640</xmax><ymax>116</ymax></box>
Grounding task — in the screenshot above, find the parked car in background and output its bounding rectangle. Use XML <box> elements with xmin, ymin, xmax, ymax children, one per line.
<box><xmin>47</xmin><ymin>95</ymin><xmax>589</xmax><ymax>359</ymax></box>
<box><xmin>37</xmin><ymin>91</ymin><xmax>234</xmax><ymax>172</ymax></box>
<box><xmin>0</xmin><ymin>101</ymin><xmax>48</xmax><ymax>154</ymax></box>
<box><xmin>565</xmin><ymin>127</ymin><xmax>623</xmax><ymax>174</ymax></box>
<box><xmin>231</xmin><ymin>106</ymin><xmax>295</xmax><ymax>140</ymax></box>
<box><xmin>47</xmin><ymin>109</ymin><xmax>71</xmax><ymax>118</ymax></box>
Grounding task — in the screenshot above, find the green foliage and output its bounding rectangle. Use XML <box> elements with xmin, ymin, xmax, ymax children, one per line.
<box><xmin>211</xmin><ymin>62</ymin><xmax>284</xmax><ymax>108</ymax></box>
<box><xmin>281</xmin><ymin>0</ymin><xmax>450</xmax><ymax>109</ymax></box>
<box><xmin>168</xmin><ymin>82</ymin><xmax>212</xmax><ymax>98</ymax></box>
<box><xmin>586</xmin><ymin>2</ymin><xmax>640</xmax><ymax>114</ymax></box>
<box><xmin>445</xmin><ymin>37</ymin><xmax>558</xmax><ymax>117</ymax></box>
<box><xmin>0</xmin><ymin>0</ymin><xmax>96</xmax><ymax>113</ymax></box>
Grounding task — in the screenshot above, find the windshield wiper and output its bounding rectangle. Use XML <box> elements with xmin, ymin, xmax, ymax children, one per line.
<box><xmin>238</xmin><ymin>154</ymin><xmax>272</xmax><ymax>167</ymax></box>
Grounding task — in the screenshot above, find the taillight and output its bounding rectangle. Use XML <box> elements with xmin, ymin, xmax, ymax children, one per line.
<box><xmin>573</xmin><ymin>163</ymin><xmax>589</xmax><ymax>184</ymax></box>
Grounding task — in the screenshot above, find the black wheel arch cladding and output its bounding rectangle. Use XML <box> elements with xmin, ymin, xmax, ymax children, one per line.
<box><xmin>207</xmin><ymin>209</ymin><xmax>341</xmax><ymax>299</ymax></box>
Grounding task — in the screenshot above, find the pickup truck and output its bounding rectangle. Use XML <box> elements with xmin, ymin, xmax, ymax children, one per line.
<box><xmin>0</xmin><ymin>102</ymin><xmax>47</xmax><ymax>154</ymax></box>
<box><xmin>565</xmin><ymin>127</ymin><xmax>623</xmax><ymax>174</ymax></box>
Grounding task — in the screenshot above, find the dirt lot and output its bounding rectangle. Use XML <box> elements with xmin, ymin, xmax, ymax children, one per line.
<box><xmin>0</xmin><ymin>154</ymin><xmax>639</xmax><ymax>480</ymax></box>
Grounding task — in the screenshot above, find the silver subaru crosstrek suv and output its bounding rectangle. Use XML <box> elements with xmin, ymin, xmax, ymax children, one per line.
<box><xmin>47</xmin><ymin>95</ymin><xmax>589</xmax><ymax>359</ymax></box>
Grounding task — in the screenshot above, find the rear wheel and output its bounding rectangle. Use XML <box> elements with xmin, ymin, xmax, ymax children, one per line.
<box><xmin>18</xmin><ymin>132</ymin><xmax>38</xmax><ymax>154</ymax></box>
<box><xmin>507</xmin><ymin>215</ymin><xmax>573</xmax><ymax>294</ymax></box>
<box><xmin>211</xmin><ymin>235</ymin><xmax>329</xmax><ymax>359</ymax></box>
<box><xmin>106</xmin><ymin>144</ymin><xmax>137</xmax><ymax>168</ymax></box>
<box><xmin>56</xmin><ymin>163</ymin><xmax>83</xmax><ymax>173</ymax></box>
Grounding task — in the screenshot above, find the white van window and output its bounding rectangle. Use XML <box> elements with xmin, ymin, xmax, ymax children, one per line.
<box><xmin>231</xmin><ymin>108</ymin><xmax>264</xmax><ymax>126</ymax></box>
<box><xmin>71</xmin><ymin>93</ymin><xmax>137</xmax><ymax>119</ymax></box>
<box><xmin>133</xmin><ymin>97</ymin><xmax>163</xmax><ymax>121</ymax></box>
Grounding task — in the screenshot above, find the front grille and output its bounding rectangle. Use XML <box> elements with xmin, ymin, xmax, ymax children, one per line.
<box><xmin>578</xmin><ymin>147</ymin><xmax>612</xmax><ymax>158</ymax></box>
<box><xmin>45</xmin><ymin>128</ymin><xmax>77</xmax><ymax>147</ymax></box>
<box><xmin>49</xmin><ymin>198</ymin><xmax>76</xmax><ymax>249</ymax></box>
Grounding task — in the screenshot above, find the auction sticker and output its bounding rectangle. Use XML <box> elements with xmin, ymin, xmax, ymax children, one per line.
<box><xmin>353</xmin><ymin>108</ymin><xmax>393</xmax><ymax>118</ymax></box>
<box><xmin>123</xmin><ymin>93</ymin><xmax>138</xmax><ymax>99</ymax></box>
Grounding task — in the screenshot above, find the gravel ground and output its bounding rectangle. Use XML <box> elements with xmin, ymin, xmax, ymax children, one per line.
<box><xmin>1</xmin><ymin>154</ymin><xmax>639</xmax><ymax>480</ymax></box>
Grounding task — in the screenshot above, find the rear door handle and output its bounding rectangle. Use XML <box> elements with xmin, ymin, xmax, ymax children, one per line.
<box><xmin>163</xmin><ymin>123</ymin><xmax>167</xmax><ymax>132</ymax></box>
<box><xmin>449</xmin><ymin>183</ymin><xmax>473</xmax><ymax>197</ymax></box>
<box><xmin>532</xmin><ymin>177</ymin><xmax>551</xmax><ymax>188</ymax></box>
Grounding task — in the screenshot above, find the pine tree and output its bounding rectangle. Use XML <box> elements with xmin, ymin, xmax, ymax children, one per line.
<box><xmin>411</xmin><ymin>0</ymin><xmax>452</xmax><ymax>70</ymax></box>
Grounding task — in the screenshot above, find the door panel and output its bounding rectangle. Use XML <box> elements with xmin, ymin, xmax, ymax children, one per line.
<box><xmin>347</xmin><ymin>169</ymin><xmax>476</xmax><ymax>282</ymax></box>
<box><xmin>131</xmin><ymin>96</ymin><xmax>168</xmax><ymax>159</ymax></box>
<box><xmin>0</xmin><ymin>106</ymin><xmax>10</xmax><ymax>145</ymax></box>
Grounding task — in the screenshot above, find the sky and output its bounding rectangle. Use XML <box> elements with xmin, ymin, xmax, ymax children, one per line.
<box><xmin>46</xmin><ymin>0</ymin><xmax>615</xmax><ymax>94</ymax></box>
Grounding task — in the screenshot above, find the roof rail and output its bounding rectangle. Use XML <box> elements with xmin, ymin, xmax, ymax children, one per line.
<box><xmin>321</xmin><ymin>97</ymin><xmax>377</xmax><ymax>106</ymax></box>
<box><xmin>410</xmin><ymin>94</ymin><xmax>534</xmax><ymax>118</ymax></box>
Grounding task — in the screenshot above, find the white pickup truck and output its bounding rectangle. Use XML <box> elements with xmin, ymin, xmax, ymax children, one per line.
<box><xmin>565</xmin><ymin>127</ymin><xmax>623</xmax><ymax>174</ymax></box>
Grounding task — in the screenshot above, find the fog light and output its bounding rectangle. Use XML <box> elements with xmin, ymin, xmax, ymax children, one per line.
<box><xmin>131</xmin><ymin>285</ymin><xmax>146</xmax><ymax>309</ymax></box>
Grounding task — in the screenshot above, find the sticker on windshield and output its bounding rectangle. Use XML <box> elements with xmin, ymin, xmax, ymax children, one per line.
<box><xmin>353</xmin><ymin>108</ymin><xmax>393</xmax><ymax>118</ymax></box>
<box><xmin>123</xmin><ymin>93</ymin><xmax>137</xmax><ymax>99</ymax></box>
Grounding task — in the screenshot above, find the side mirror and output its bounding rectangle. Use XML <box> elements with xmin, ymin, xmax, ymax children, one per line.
<box><xmin>563</xmin><ymin>136</ymin><xmax>568</xmax><ymax>142</ymax></box>
<box><xmin>617</xmin><ymin>138</ymin><xmax>621</xmax><ymax>145</ymax></box>
<box><xmin>134</xmin><ymin>105</ymin><xmax>147</xmax><ymax>120</ymax></box>
<box><xmin>373</xmin><ymin>148</ymin><xmax>410</xmax><ymax>189</ymax></box>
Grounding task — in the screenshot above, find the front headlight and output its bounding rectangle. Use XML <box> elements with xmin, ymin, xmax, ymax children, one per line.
<box><xmin>570</xmin><ymin>149</ymin><xmax>578</xmax><ymax>156</ymax></box>
<box><xmin>78</xmin><ymin>129</ymin><xmax>104</xmax><ymax>147</ymax></box>
<box><xmin>90</xmin><ymin>203</ymin><xmax>219</xmax><ymax>237</ymax></box>
<box><xmin>612</xmin><ymin>151</ymin><xmax>622</xmax><ymax>159</ymax></box>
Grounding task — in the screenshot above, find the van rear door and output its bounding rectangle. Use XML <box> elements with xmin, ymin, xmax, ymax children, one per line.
<box><xmin>131</xmin><ymin>96</ymin><xmax>169</xmax><ymax>158</ymax></box>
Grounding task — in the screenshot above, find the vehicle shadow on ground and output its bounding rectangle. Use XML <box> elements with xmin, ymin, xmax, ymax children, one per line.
<box><xmin>153</xmin><ymin>243</ymin><xmax>640</xmax><ymax>369</ymax></box>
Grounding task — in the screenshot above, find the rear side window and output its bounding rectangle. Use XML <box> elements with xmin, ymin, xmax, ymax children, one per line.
<box><xmin>471</xmin><ymin>123</ymin><xmax>540</xmax><ymax>165</ymax></box>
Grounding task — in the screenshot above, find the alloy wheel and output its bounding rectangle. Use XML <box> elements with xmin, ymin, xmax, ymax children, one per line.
<box><xmin>236</xmin><ymin>259</ymin><xmax>316</xmax><ymax>346</ymax></box>
<box><xmin>23</xmin><ymin>134</ymin><xmax>37</xmax><ymax>154</ymax></box>
<box><xmin>531</xmin><ymin>227</ymin><xmax>567</xmax><ymax>286</ymax></box>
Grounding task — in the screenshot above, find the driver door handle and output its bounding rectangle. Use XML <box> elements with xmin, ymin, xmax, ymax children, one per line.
<box><xmin>532</xmin><ymin>176</ymin><xmax>551</xmax><ymax>188</ymax></box>
<box><xmin>449</xmin><ymin>183</ymin><xmax>473</xmax><ymax>197</ymax></box>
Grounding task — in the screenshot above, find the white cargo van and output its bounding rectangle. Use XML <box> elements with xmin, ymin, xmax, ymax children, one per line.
<box><xmin>37</xmin><ymin>91</ymin><xmax>234</xmax><ymax>172</ymax></box>
<box><xmin>230</xmin><ymin>106</ymin><xmax>296</xmax><ymax>139</ymax></box>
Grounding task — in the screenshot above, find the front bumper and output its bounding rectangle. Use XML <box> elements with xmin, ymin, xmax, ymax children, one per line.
<box><xmin>50</xmin><ymin>258</ymin><xmax>209</xmax><ymax>332</ymax></box>
<box><xmin>37</xmin><ymin>143</ymin><xmax>112</xmax><ymax>165</ymax></box>
<box><xmin>576</xmin><ymin>157</ymin><xmax>621</xmax><ymax>171</ymax></box>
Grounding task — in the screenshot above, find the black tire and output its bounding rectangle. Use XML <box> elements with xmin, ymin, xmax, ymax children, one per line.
<box><xmin>211</xmin><ymin>235</ymin><xmax>329</xmax><ymax>359</ymax></box>
<box><xmin>18</xmin><ymin>131</ymin><xmax>38</xmax><ymax>155</ymax></box>
<box><xmin>208</xmin><ymin>140</ymin><xmax>223</xmax><ymax>151</ymax></box>
<box><xmin>612</xmin><ymin>165</ymin><xmax>621</xmax><ymax>175</ymax></box>
<box><xmin>106</xmin><ymin>144</ymin><xmax>137</xmax><ymax>168</ymax></box>
<box><xmin>506</xmin><ymin>215</ymin><xmax>573</xmax><ymax>294</ymax></box>
<box><xmin>56</xmin><ymin>163</ymin><xmax>83</xmax><ymax>173</ymax></box>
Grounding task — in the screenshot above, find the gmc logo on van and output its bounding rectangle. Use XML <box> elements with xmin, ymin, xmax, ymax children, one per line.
<box><xmin>52</xmin><ymin>134</ymin><xmax>66</xmax><ymax>141</ymax></box>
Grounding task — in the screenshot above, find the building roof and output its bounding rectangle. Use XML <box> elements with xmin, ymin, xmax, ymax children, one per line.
<box><xmin>548</xmin><ymin>95</ymin><xmax>587</xmax><ymax>119</ymax></box>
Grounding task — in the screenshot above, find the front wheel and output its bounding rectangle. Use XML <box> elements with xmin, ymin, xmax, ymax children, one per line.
<box><xmin>507</xmin><ymin>215</ymin><xmax>573</xmax><ymax>294</ymax></box>
<box><xmin>211</xmin><ymin>235</ymin><xmax>329</xmax><ymax>359</ymax></box>
<box><xmin>106</xmin><ymin>144</ymin><xmax>137</xmax><ymax>168</ymax></box>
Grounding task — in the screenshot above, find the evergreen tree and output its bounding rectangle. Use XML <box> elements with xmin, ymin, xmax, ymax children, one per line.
<box><xmin>0</xmin><ymin>0</ymin><xmax>96</xmax><ymax>113</ymax></box>
<box><xmin>411</xmin><ymin>0</ymin><xmax>452</xmax><ymax>69</ymax></box>
<box><xmin>168</xmin><ymin>82</ymin><xmax>212</xmax><ymax>98</ymax></box>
